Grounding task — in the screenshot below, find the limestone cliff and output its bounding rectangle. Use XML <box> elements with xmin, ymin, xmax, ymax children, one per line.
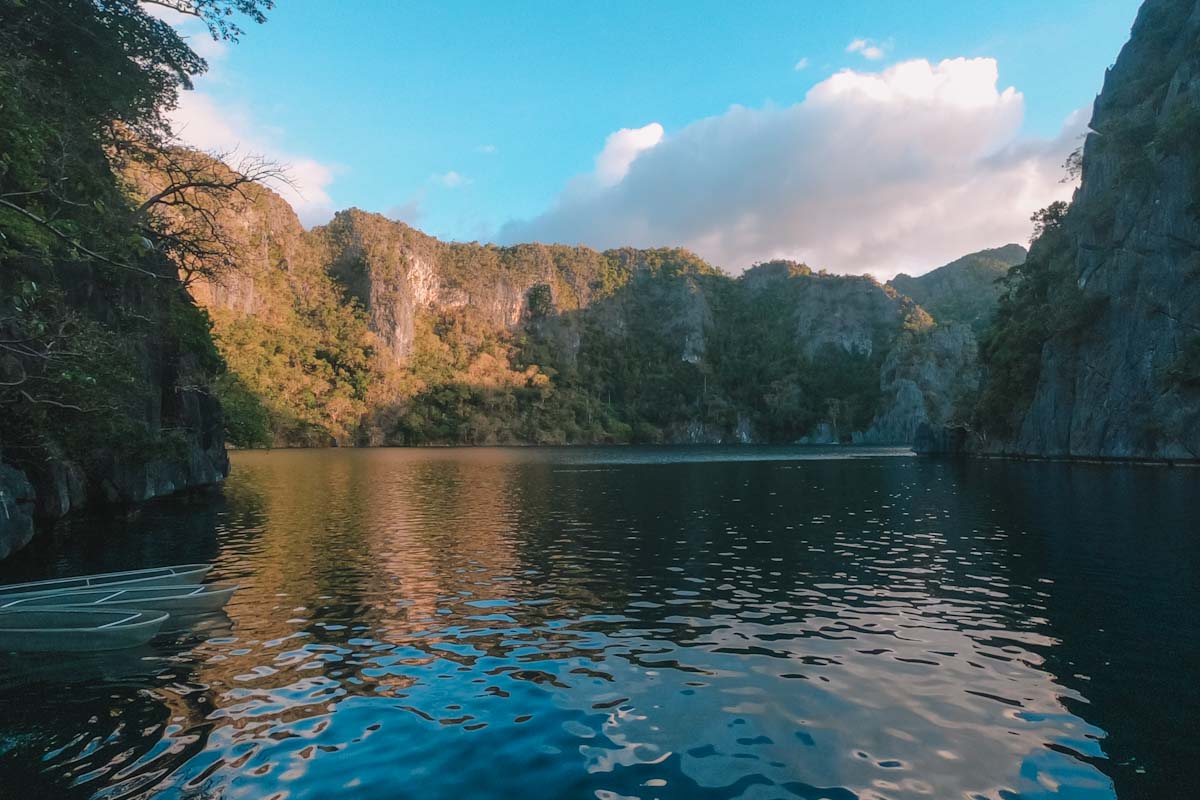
<box><xmin>0</xmin><ymin>255</ymin><xmax>229</xmax><ymax>558</ymax></box>
<box><xmin>157</xmin><ymin>140</ymin><xmax>1026</xmax><ymax>450</ymax></box>
<box><xmin>317</xmin><ymin>210</ymin><xmax>619</xmax><ymax>361</ymax></box>
<box><xmin>857</xmin><ymin>246</ymin><xmax>1029</xmax><ymax>445</ymax></box>
<box><xmin>0</xmin><ymin>464</ymin><xmax>36</xmax><ymax>560</ymax></box>
<box><xmin>857</xmin><ymin>323</ymin><xmax>980</xmax><ymax>444</ymax></box>
<box><xmin>186</xmin><ymin>182</ymin><xmax>1009</xmax><ymax>448</ymax></box>
<box><xmin>742</xmin><ymin>262</ymin><xmax>931</xmax><ymax>359</ymax></box>
<box><xmin>957</xmin><ymin>0</ymin><xmax>1200</xmax><ymax>460</ymax></box>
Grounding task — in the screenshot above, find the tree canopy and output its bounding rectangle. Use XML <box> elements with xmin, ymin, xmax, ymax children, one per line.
<box><xmin>0</xmin><ymin>0</ymin><xmax>272</xmax><ymax>472</ymax></box>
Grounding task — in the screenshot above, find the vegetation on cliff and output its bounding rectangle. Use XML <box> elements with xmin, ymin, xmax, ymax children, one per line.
<box><xmin>889</xmin><ymin>244</ymin><xmax>1027</xmax><ymax>332</ymax></box>
<box><xmin>0</xmin><ymin>0</ymin><xmax>271</xmax><ymax>540</ymax></box>
<box><xmin>190</xmin><ymin>201</ymin><xmax>959</xmax><ymax>448</ymax></box>
<box><xmin>973</xmin><ymin>204</ymin><xmax>1103</xmax><ymax>436</ymax></box>
<box><xmin>963</xmin><ymin>0</ymin><xmax>1200</xmax><ymax>457</ymax></box>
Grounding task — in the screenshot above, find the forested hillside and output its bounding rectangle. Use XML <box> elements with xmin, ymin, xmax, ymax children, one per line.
<box><xmin>149</xmin><ymin>169</ymin><xmax>1001</xmax><ymax>449</ymax></box>
<box><xmin>889</xmin><ymin>244</ymin><xmax>1027</xmax><ymax>332</ymax></box>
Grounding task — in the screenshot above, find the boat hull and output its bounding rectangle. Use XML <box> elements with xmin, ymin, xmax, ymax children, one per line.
<box><xmin>2</xmin><ymin>584</ymin><xmax>238</xmax><ymax>614</ymax></box>
<box><xmin>0</xmin><ymin>609</ymin><xmax>168</xmax><ymax>653</ymax></box>
<box><xmin>0</xmin><ymin>564</ymin><xmax>212</xmax><ymax>601</ymax></box>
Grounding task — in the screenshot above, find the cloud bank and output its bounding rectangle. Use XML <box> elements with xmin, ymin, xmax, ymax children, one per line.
<box><xmin>498</xmin><ymin>58</ymin><xmax>1083</xmax><ymax>277</ymax></box>
<box><xmin>594</xmin><ymin>123</ymin><xmax>665</xmax><ymax>187</ymax></box>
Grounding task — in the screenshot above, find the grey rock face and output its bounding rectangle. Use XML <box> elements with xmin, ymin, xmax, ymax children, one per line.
<box><xmin>743</xmin><ymin>264</ymin><xmax>922</xmax><ymax>359</ymax></box>
<box><xmin>1</xmin><ymin>260</ymin><xmax>230</xmax><ymax>559</ymax></box>
<box><xmin>913</xmin><ymin>421</ymin><xmax>970</xmax><ymax>455</ymax></box>
<box><xmin>184</xmin><ymin>156</ymin><xmax>1016</xmax><ymax>452</ymax></box>
<box><xmin>992</xmin><ymin>0</ymin><xmax>1200</xmax><ymax>460</ymax></box>
<box><xmin>319</xmin><ymin>212</ymin><xmax>608</xmax><ymax>362</ymax></box>
<box><xmin>859</xmin><ymin>324</ymin><xmax>980</xmax><ymax>445</ymax></box>
<box><xmin>798</xmin><ymin>422</ymin><xmax>839</xmax><ymax>445</ymax></box>
<box><xmin>12</xmin><ymin>360</ymin><xmax>229</xmax><ymax>543</ymax></box>
<box><xmin>0</xmin><ymin>462</ymin><xmax>35</xmax><ymax>560</ymax></box>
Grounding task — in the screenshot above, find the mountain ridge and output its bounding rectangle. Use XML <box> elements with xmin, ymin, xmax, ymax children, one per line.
<box><xmin>889</xmin><ymin>244</ymin><xmax>1027</xmax><ymax>332</ymax></box>
<box><xmin>166</xmin><ymin>173</ymin><xmax>1005</xmax><ymax>449</ymax></box>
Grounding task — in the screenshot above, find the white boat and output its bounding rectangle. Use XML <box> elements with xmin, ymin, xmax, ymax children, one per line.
<box><xmin>0</xmin><ymin>609</ymin><xmax>168</xmax><ymax>652</ymax></box>
<box><xmin>0</xmin><ymin>582</ymin><xmax>238</xmax><ymax>614</ymax></box>
<box><xmin>0</xmin><ymin>564</ymin><xmax>212</xmax><ymax>600</ymax></box>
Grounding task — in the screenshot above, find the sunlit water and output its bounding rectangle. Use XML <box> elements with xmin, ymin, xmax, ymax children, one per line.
<box><xmin>0</xmin><ymin>447</ymin><xmax>1196</xmax><ymax>799</ymax></box>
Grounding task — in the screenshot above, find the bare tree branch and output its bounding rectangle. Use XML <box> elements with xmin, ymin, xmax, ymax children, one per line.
<box><xmin>18</xmin><ymin>390</ymin><xmax>83</xmax><ymax>412</ymax></box>
<box><xmin>118</xmin><ymin>137</ymin><xmax>293</xmax><ymax>287</ymax></box>
<box><xmin>140</xmin><ymin>0</ymin><xmax>204</xmax><ymax>19</ymax></box>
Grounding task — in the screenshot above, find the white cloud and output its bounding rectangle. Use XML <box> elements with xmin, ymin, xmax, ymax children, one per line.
<box><xmin>593</xmin><ymin>122</ymin><xmax>664</xmax><ymax>187</ymax></box>
<box><xmin>167</xmin><ymin>93</ymin><xmax>338</xmax><ymax>226</ymax></box>
<box><xmin>433</xmin><ymin>170</ymin><xmax>469</xmax><ymax>188</ymax></box>
<box><xmin>187</xmin><ymin>32</ymin><xmax>228</xmax><ymax>62</ymax></box>
<box><xmin>846</xmin><ymin>38</ymin><xmax>888</xmax><ymax>61</ymax></box>
<box><xmin>149</xmin><ymin>3</ymin><xmax>339</xmax><ymax>227</ymax></box>
<box><xmin>476</xmin><ymin>144</ymin><xmax>498</xmax><ymax>155</ymax></box>
<box><xmin>793</xmin><ymin>57</ymin><xmax>810</xmax><ymax>71</ymax></box>
<box><xmin>497</xmin><ymin>58</ymin><xmax>1082</xmax><ymax>278</ymax></box>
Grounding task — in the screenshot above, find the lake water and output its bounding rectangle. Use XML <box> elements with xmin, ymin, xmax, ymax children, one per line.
<box><xmin>0</xmin><ymin>447</ymin><xmax>1196</xmax><ymax>799</ymax></box>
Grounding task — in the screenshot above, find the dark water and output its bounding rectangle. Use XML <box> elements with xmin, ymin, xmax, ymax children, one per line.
<box><xmin>0</xmin><ymin>447</ymin><xmax>1197</xmax><ymax>800</ymax></box>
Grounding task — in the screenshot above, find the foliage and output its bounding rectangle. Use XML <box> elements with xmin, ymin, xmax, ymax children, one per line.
<box><xmin>216</xmin><ymin>373</ymin><xmax>272</xmax><ymax>448</ymax></box>
<box><xmin>706</xmin><ymin>270</ymin><xmax>886</xmax><ymax>441</ymax></box>
<box><xmin>203</xmin><ymin>218</ymin><xmax>945</xmax><ymax>447</ymax></box>
<box><xmin>122</xmin><ymin>145</ymin><xmax>292</xmax><ymax>286</ymax></box>
<box><xmin>1</xmin><ymin>275</ymin><xmax>146</xmax><ymax>459</ymax></box>
<box><xmin>0</xmin><ymin>0</ymin><xmax>272</xmax><ymax>479</ymax></box>
<box><xmin>526</xmin><ymin>284</ymin><xmax>555</xmax><ymax>318</ymax></box>
<box><xmin>974</xmin><ymin>203</ymin><xmax>1104</xmax><ymax>435</ymax></box>
<box><xmin>143</xmin><ymin>0</ymin><xmax>274</xmax><ymax>42</ymax></box>
<box><xmin>211</xmin><ymin>300</ymin><xmax>392</xmax><ymax>445</ymax></box>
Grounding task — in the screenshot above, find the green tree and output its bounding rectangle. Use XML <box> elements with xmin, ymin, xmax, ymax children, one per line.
<box><xmin>526</xmin><ymin>283</ymin><xmax>555</xmax><ymax>318</ymax></box>
<box><xmin>0</xmin><ymin>0</ymin><xmax>273</xmax><ymax>467</ymax></box>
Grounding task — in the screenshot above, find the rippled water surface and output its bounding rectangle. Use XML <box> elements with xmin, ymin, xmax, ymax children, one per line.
<box><xmin>0</xmin><ymin>447</ymin><xmax>1197</xmax><ymax>799</ymax></box>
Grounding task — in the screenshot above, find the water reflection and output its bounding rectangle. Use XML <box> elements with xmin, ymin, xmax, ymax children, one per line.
<box><xmin>0</xmin><ymin>448</ymin><xmax>1196</xmax><ymax>798</ymax></box>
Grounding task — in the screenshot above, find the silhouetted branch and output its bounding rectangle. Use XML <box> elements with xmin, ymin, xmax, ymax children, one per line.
<box><xmin>0</xmin><ymin>198</ymin><xmax>164</xmax><ymax>280</ymax></box>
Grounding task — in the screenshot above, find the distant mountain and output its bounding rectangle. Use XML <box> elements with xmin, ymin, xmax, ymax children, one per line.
<box><xmin>153</xmin><ymin>166</ymin><xmax>990</xmax><ymax>448</ymax></box>
<box><xmin>888</xmin><ymin>244</ymin><xmax>1026</xmax><ymax>331</ymax></box>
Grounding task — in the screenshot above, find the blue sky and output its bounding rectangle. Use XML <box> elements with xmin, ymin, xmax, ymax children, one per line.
<box><xmin>171</xmin><ymin>0</ymin><xmax>1143</xmax><ymax>275</ymax></box>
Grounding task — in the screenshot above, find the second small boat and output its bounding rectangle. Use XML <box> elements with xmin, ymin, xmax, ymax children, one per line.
<box><xmin>0</xmin><ymin>583</ymin><xmax>239</xmax><ymax>614</ymax></box>
<box><xmin>0</xmin><ymin>564</ymin><xmax>213</xmax><ymax>600</ymax></box>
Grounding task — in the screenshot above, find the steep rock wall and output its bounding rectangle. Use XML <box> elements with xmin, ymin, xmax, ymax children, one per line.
<box><xmin>986</xmin><ymin>0</ymin><xmax>1200</xmax><ymax>459</ymax></box>
<box><xmin>186</xmin><ymin>167</ymin><xmax>1003</xmax><ymax>448</ymax></box>
<box><xmin>858</xmin><ymin>323</ymin><xmax>980</xmax><ymax>444</ymax></box>
<box><xmin>0</xmin><ymin>257</ymin><xmax>229</xmax><ymax>559</ymax></box>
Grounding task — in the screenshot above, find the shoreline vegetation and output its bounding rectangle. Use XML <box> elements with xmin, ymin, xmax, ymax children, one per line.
<box><xmin>227</xmin><ymin>441</ymin><xmax>1200</xmax><ymax>466</ymax></box>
